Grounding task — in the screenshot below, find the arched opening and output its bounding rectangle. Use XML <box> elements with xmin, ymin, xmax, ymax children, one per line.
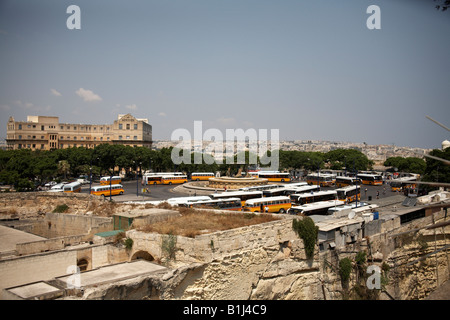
<box><xmin>77</xmin><ymin>258</ymin><xmax>89</xmax><ymax>272</ymax></box>
<box><xmin>130</xmin><ymin>250</ymin><xmax>154</xmax><ymax>262</ymax></box>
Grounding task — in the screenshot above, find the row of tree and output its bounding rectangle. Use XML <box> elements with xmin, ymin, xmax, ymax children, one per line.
<box><xmin>0</xmin><ymin>144</ymin><xmax>448</xmax><ymax>191</ymax></box>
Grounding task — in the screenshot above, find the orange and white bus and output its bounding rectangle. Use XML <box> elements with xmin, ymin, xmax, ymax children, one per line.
<box><xmin>191</xmin><ymin>172</ymin><xmax>215</xmax><ymax>181</ymax></box>
<box><xmin>357</xmin><ymin>174</ymin><xmax>383</xmax><ymax>186</ymax></box>
<box><xmin>335</xmin><ymin>176</ymin><xmax>362</xmax><ymax>188</ymax></box>
<box><xmin>390</xmin><ymin>176</ymin><xmax>417</xmax><ymax>192</ymax></box>
<box><xmin>306</xmin><ymin>173</ymin><xmax>334</xmax><ymax>187</ymax></box>
<box><xmin>100</xmin><ymin>176</ymin><xmax>122</xmax><ymax>185</ymax></box>
<box><xmin>336</xmin><ymin>185</ymin><xmax>361</xmax><ymax>203</ymax></box>
<box><xmin>161</xmin><ymin>175</ymin><xmax>188</xmax><ymax>185</ymax></box>
<box><xmin>142</xmin><ymin>172</ymin><xmax>184</xmax><ymax>185</ymax></box>
<box><xmin>62</xmin><ymin>181</ymin><xmax>82</xmax><ymax>193</ymax></box>
<box><xmin>290</xmin><ymin>190</ymin><xmax>337</xmax><ymax>205</ymax></box>
<box><xmin>90</xmin><ymin>184</ymin><xmax>125</xmax><ymax>197</ymax></box>
<box><xmin>257</xmin><ymin>171</ymin><xmax>291</xmax><ymax>182</ymax></box>
<box><xmin>243</xmin><ymin>196</ymin><xmax>292</xmax><ymax>213</ymax></box>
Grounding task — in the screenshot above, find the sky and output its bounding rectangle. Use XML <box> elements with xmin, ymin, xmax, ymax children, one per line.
<box><xmin>1</xmin><ymin>0</ymin><xmax>449</xmax><ymax>149</ymax></box>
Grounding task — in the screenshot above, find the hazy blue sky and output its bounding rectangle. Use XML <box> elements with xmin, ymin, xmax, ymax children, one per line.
<box><xmin>1</xmin><ymin>0</ymin><xmax>449</xmax><ymax>149</ymax></box>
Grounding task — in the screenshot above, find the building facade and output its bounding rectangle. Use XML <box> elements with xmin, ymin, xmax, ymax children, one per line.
<box><xmin>6</xmin><ymin>114</ymin><xmax>152</xmax><ymax>150</ymax></box>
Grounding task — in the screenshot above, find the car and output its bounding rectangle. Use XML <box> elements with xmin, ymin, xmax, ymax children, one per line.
<box><xmin>44</xmin><ymin>181</ymin><xmax>57</xmax><ymax>187</ymax></box>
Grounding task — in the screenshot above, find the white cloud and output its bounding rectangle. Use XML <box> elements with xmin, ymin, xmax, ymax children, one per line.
<box><xmin>126</xmin><ymin>104</ymin><xmax>137</xmax><ymax>110</ymax></box>
<box><xmin>50</xmin><ymin>88</ymin><xmax>62</xmax><ymax>96</ymax></box>
<box><xmin>158</xmin><ymin>112</ymin><xmax>167</xmax><ymax>116</ymax></box>
<box><xmin>75</xmin><ymin>88</ymin><xmax>102</xmax><ymax>102</ymax></box>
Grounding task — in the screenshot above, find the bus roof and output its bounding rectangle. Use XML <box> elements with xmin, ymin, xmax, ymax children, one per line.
<box><xmin>290</xmin><ymin>200</ymin><xmax>345</xmax><ymax>211</ymax></box>
<box><xmin>335</xmin><ymin>185</ymin><xmax>361</xmax><ymax>192</ymax></box>
<box><xmin>292</xmin><ymin>190</ymin><xmax>337</xmax><ymax>197</ymax></box>
<box><xmin>100</xmin><ymin>176</ymin><xmax>121</xmax><ymax>180</ymax></box>
<box><xmin>211</xmin><ymin>190</ymin><xmax>263</xmax><ymax>197</ymax></box>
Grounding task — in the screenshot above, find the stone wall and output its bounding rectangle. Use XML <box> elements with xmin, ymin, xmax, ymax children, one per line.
<box><xmin>0</xmin><ymin>192</ymin><xmax>104</xmax><ymax>219</ymax></box>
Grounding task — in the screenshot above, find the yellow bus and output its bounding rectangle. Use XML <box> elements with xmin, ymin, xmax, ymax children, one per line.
<box><xmin>161</xmin><ymin>175</ymin><xmax>188</xmax><ymax>185</ymax></box>
<box><xmin>243</xmin><ymin>196</ymin><xmax>292</xmax><ymax>213</ymax></box>
<box><xmin>142</xmin><ymin>172</ymin><xmax>184</xmax><ymax>185</ymax></box>
<box><xmin>257</xmin><ymin>172</ymin><xmax>291</xmax><ymax>182</ymax></box>
<box><xmin>336</xmin><ymin>185</ymin><xmax>361</xmax><ymax>203</ymax></box>
<box><xmin>90</xmin><ymin>184</ymin><xmax>125</xmax><ymax>197</ymax></box>
<box><xmin>306</xmin><ymin>173</ymin><xmax>334</xmax><ymax>187</ymax></box>
<box><xmin>62</xmin><ymin>181</ymin><xmax>82</xmax><ymax>193</ymax></box>
<box><xmin>210</xmin><ymin>190</ymin><xmax>263</xmax><ymax>206</ymax></box>
<box><xmin>100</xmin><ymin>175</ymin><xmax>122</xmax><ymax>185</ymax></box>
<box><xmin>390</xmin><ymin>177</ymin><xmax>417</xmax><ymax>192</ymax></box>
<box><xmin>191</xmin><ymin>172</ymin><xmax>215</xmax><ymax>181</ymax></box>
<box><xmin>357</xmin><ymin>174</ymin><xmax>383</xmax><ymax>186</ymax></box>
<box><xmin>335</xmin><ymin>176</ymin><xmax>362</xmax><ymax>188</ymax></box>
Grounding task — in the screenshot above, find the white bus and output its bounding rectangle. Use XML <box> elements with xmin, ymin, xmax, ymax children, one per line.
<box><xmin>166</xmin><ymin>196</ymin><xmax>212</xmax><ymax>206</ymax></box>
<box><xmin>290</xmin><ymin>190</ymin><xmax>338</xmax><ymax>205</ymax></box>
<box><xmin>62</xmin><ymin>181</ymin><xmax>82</xmax><ymax>193</ymax></box>
<box><xmin>336</xmin><ymin>185</ymin><xmax>361</xmax><ymax>203</ymax></box>
<box><xmin>257</xmin><ymin>171</ymin><xmax>291</xmax><ymax>182</ymax></box>
<box><xmin>210</xmin><ymin>190</ymin><xmax>263</xmax><ymax>206</ymax></box>
<box><xmin>182</xmin><ymin>198</ymin><xmax>242</xmax><ymax>211</ymax></box>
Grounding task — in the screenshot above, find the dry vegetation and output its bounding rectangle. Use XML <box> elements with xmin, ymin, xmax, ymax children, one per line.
<box><xmin>139</xmin><ymin>207</ymin><xmax>280</xmax><ymax>238</ymax></box>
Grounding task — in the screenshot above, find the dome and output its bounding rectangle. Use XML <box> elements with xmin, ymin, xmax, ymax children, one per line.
<box><xmin>442</xmin><ymin>140</ymin><xmax>450</xmax><ymax>150</ymax></box>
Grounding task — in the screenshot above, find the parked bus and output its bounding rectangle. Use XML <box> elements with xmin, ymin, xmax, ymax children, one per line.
<box><xmin>243</xmin><ymin>196</ymin><xmax>292</xmax><ymax>213</ymax></box>
<box><xmin>90</xmin><ymin>184</ymin><xmax>125</xmax><ymax>197</ymax></box>
<box><xmin>191</xmin><ymin>172</ymin><xmax>215</xmax><ymax>181</ymax></box>
<box><xmin>210</xmin><ymin>190</ymin><xmax>263</xmax><ymax>206</ymax></box>
<box><xmin>290</xmin><ymin>190</ymin><xmax>337</xmax><ymax>205</ymax></box>
<box><xmin>262</xmin><ymin>185</ymin><xmax>319</xmax><ymax>198</ymax></box>
<box><xmin>306</xmin><ymin>173</ymin><xmax>334</xmax><ymax>187</ymax></box>
<box><xmin>183</xmin><ymin>198</ymin><xmax>242</xmax><ymax>211</ymax></box>
<box><xmin>166</xmin><ymin>196</ymin><xmax>211</xmax><ymax>206</ymax></box>
<box><xmin>62</xmin><ymin>181</ymin><xmax>82</xmax><ymax>193</ymax></box>
<box><xmin>161</xmin><ymin>175</ymin><xmax>188</xmax><ymax>185</ymax></box>
<box><xmin>357</xmin><ymin>173</ymin><xmax>383</xmax><ymax>186</ymax></box>
<box><xmin>288</xmin><ymin>200</ymin><xmax>345</xmax><ymax>216</ymax></box>
<box><xmin>335</xmin><ymin>176</ymin><xmax>362</xmax><ymax>188</ymax></box>
<box><xmin>100</xmin><ymin>176</ymin><xmax>122</xmax><ymax>185</ymax></box>
<box><xmin>142</xmin><ymin>172</ymin><xmax>184</xmax><ymax>185</ymax></box>
<box><xmin>257</xmin><ymin>171</ymin><xmax>291</xmax><ymax>182</ymax></box>
<box><xmin>390</xmin><ymin>176</ymin><xmax>417</xmax><ymax>192</ymax></box>
<box><xmin>336</xmin><ymin>185</ymin><xmax>361</xmax><ymax>203</ymax></box>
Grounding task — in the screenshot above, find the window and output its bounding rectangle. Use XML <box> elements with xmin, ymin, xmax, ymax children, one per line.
<box><xmin>19</xmin><ymin>124</ymin><xmax>22</xmax><ymax>130</ymax></box>
<box><xmin>119</xmin><ymin>124</ymin><xmax>123</xmax><ymax>129</ymax></box>
<box><xmin>134</xmin><ymin>124</ymin><xmax>138</xmax><ymax>130</ymax></box>
<box><xmin>126</xmin><ymin>124</ymin><xmax>130</xmax><ymax>130</ymax></box>
<box><xmin>133</xmin><ymin>136</ymin><xmax>137</xmax><ymax>140</ymax></box>
<box><xmin>119</xmin><ymin>136</ymin><xmax>123</xmax><ymax>140</ymax></box>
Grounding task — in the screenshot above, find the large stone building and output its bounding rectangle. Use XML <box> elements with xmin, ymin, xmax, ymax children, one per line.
<box><xmin>6</xmin><ymin>114</ymin><xmax>152</xmax><ymax>150</ymax></box>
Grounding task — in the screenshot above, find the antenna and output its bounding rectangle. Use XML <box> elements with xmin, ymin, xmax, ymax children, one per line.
<box><xmin>426</xmin><ymin>115</ymin><xmax>450</xmax><ymax>132</ymax></box>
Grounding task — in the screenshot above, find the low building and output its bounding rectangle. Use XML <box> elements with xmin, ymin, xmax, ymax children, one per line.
<box><xmin>6</xmin><ymin>113</ymin><xmax>152</xmax><ymax>150</ymax></box>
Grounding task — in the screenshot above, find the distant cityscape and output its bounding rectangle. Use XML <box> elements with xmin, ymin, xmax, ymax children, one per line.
<box><xmin>152</xmin><ymin>139</ymin><xmax>431</xmax><ymax>167</ymax></box>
